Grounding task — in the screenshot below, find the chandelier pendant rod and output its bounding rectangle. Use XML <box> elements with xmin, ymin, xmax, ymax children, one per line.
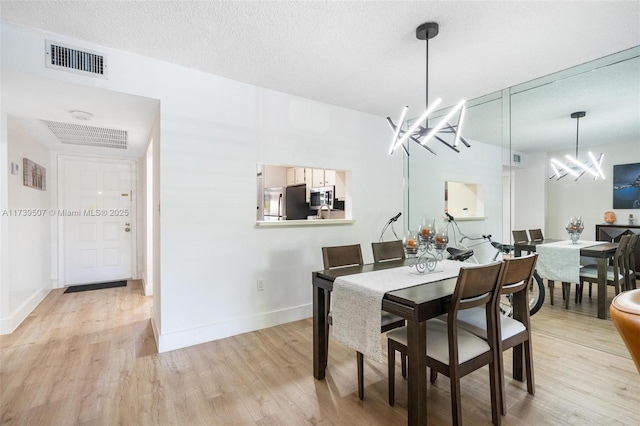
<box><xmin>425</xmin><ymin>33</ymin><xmax>429</xmax><ymax>114</ymax></box>
<box><xmin>575</xmin><ymin>113</ymin><xmax>580</xmax><ymax>158</ymax></box>
<box><xmin>388</xmin><ymin>22</ymin><xmax>469</xmax><ymax>156</ymax></box>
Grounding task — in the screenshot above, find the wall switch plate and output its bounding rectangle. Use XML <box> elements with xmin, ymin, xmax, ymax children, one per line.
<box><xmin>10</xmin><ymin>162</ymin><xmax>19</xmax><ymax>175</ymax></box>
<box><xmin>257</xmin><ymin>278</ymin><xmax>264</xmax><ymax>291</ymax></box>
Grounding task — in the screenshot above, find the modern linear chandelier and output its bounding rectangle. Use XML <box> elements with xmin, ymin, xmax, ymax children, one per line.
<box><xmin>549</xmin><ymin>111</ymin><xmax>605</xmax><ymax>181</ymax></box>
<box><xmin>387</xmin><ymin>22</ymin><xmax>469</xmax><ymax>156</ymax></box>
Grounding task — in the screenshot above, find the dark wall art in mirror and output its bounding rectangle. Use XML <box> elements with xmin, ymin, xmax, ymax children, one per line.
<box><xmin>613</xmin><ymin>162</ymin><xmax>640</xmax><ymax>209</ymax></box>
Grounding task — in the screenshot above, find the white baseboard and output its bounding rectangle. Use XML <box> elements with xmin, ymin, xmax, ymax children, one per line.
<box><xmin>0</xmin><ymin>286</ymin><xmax>51</xmax><ymax>334</ymax></box>
<box><xmin>156</xmin><ymin>303</ymin><xmax>312</xmax><ymax>353</ymax></box>
<box><xmin>150</xmin><ymin>306</ymin><xmax>160</xmax><ymax>351</ymax></box>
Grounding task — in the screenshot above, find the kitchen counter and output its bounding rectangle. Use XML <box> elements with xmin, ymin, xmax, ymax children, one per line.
<box><xmin>255</xmin><ymin>219</ymin><xmax>355</xmax><ymax>227</ymax></box>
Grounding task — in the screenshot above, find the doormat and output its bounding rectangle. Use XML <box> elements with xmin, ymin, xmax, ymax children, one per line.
<box><xmin>64</xmin><ymin>280</ymin><xmax>127</xmax><ymax>293</ymax></box>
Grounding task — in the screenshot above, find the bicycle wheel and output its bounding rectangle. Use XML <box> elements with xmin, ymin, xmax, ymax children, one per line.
<box><xmin>499</xmin><ymin>294</ymin><xmax>513</xmax><ymax>317</ymax></box>
<box><xmin>499</xmin><ymin>272</ymin><xmax>545</xmax><ymax>317</ymax></box>
<box><xmin>528</xmin><ymin>271</ymin><xmax>545</xmax><ymax>316</ymax></box>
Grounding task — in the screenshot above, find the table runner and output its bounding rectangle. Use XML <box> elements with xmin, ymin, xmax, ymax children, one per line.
<box><xmin>536</xmin><ymin>240</ymin><xmax>603</xmax><ymax>283</ymax></box>
<box><xmin>331</xmin><ymin>259</ymin><xmax>463</xmax><ymax>363</ymax></box>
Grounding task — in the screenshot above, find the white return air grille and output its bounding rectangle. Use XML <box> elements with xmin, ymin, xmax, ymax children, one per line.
<box><xmin>45</xmin><ymin>40</ymin><xmax>107</xmax><ymax>78</ymax></box>
<box><xmin>42</xmin><ymin>120</ymin><xmax>127</xmax><ymax>150</ymax></box>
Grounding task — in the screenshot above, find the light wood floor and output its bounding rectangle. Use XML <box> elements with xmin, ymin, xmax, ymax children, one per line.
<box><xmin>1</xmin><ymin>281</ymin><xmax>639</xmax><ymax>425</ymax></box>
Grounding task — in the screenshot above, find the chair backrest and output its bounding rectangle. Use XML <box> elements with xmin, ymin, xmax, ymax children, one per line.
<box><xmin>512</xmin><ymin>230</ymin><xmax>529</xmax><ymax>243</ymax></box>
<box><xmin>499</xmin><ymin>254</ymin><xmax>538</xmax><ymax>328</ymax></box>
<box><xmin>625</xmin><ymin>234</ymin><xmax>638</xmax><ymax>265</ymax></box>
<box><xmin>624</xmin><ymin>234</ymin><xmax>638</xmax><ymax>275</ymax></box>
<box><xmin>322</xmin><ymin>244</ymin><xmax>363</xmax><ymax>269</ymax></box>
<box><xmin>371</xmin><ymin>240</ymin><xmax>405</xmax><ymax>263</ymax></box>
<box><xmin>528</xmin><ymin>229</ymin><xmax>544</xmax><ymax>241</ymax></box>
<box><xmin>450</xmin><ymin>262</ymin><xmax>504</xmax><ymax>315</ymax></box>
<box><xmin>613</xmin><ymin>235</ymin><xmax>631</xmax><ymax>276</ymax></box>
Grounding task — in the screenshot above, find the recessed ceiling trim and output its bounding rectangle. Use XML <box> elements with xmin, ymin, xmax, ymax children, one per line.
<box><xmin>42</xmin><ymin>120</ymin><xmax>127</xmax><ymax>150</ymax></box>
<box><xmin>45</xmin><ymin>40</ymin><xmax>108</xmax><ymax>79</ymax></box>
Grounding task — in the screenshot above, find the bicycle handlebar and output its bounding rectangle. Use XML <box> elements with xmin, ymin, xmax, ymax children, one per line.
<box><xmin>459</xmin><ymin>234</ymin><xmax>492</xmax><ymax>243</ymax></box>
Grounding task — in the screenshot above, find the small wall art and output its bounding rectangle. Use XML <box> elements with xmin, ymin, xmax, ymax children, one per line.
<box><xmin>613</xmin><ymin>162</ymin><xmax>640</xmax><ymax>209</ymax></box>
<box><xmin>23</xmin><ymin>158</ymin><xmax>46</xmax><ymax>191</ymax></box>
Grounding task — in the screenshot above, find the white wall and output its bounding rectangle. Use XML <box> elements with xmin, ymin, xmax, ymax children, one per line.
<box><xmin>0</xmin><ymin>117</ymin><xmax>52</xmax><ymax>333</ymax></box>
<box><xmin>1</xmin><ymin>22</ymin><xmax>403</xmax><ymax>351</ymax></box>
<box><xmin>512</xmin><ymin>151</ymin><xmax>547</xmax><ymax>238</ymax></box>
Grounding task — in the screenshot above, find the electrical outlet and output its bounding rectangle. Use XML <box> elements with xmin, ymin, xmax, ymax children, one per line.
<box><xmin>257</xmin><ymin>278</ymin><xmax>264</xmax><ymax>291</ymax></box>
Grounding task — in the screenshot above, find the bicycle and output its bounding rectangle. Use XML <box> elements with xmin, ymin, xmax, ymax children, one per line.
<box><xmin>443</xmin><ymin>213</ymin><xmax>545</xmax><ymax>316</ymax></box>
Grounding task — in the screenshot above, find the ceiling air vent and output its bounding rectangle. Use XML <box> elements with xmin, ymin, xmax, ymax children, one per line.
<box><xmin>41</xmin><ymin>120</ymin><xmax>127</xmax><ymax>150</ymax></box>
<box><xmin>45</xmin><ymin>40</ymin><xmax>108</xmax><ymax>78</ymax></box>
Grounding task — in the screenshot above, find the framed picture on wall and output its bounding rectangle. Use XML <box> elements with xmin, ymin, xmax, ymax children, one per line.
<box><xmin>613</xmin><ymin>162</ymin><xmax>640</xmax><ymax>209</ymax></box>
<box><xmin>23</xmin><ymin>158</ymin><xmax>46</xmax><ymax>191</ymax></box>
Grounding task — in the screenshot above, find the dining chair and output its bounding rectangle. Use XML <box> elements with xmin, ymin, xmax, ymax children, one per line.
<box><xmin>624</xmin><ymin>234</ymin><xmax>638</xmax><ymax>291</ymax></box>
<box><xmin>371</xmin><ymin>240</ymin><xmax>406</xmax><ymax>263</ymax></box>
<box><xmin>455</xmin><ymin>254</ymin><xmax>538</xmax><ymax>415</ymax></box>
<box><xmin>512</xmin><ymin>230</ymin><xmax>531</xmax><ymax>255</ymax></box>
<box><xmin>528</xmin><ymin>229</ymin><xmax>544</xmax><ymax>241</ymax></box>
<box><xmin>387</xmin><ymin>262</ymin><xmax>504</xmax><ymax>425</ymax></box>
<box><xmin>321</xmin><ymin>244</ymin><xmax>405</xmax><ymax>400</ymax></box>
<box><xmin>512</xmin><ymin>230</ymin><xmax>529</xmax><ymax>244</ymax></box>
<box><xmin>578</xmin><ymin>235</ymin><xmax>629</xmax><ymax>301</ymax></box>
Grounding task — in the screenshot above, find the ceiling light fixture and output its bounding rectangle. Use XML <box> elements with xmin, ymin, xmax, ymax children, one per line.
<box><xmin>549</xmin><ymin>111</ymin><xmax>605</xmax><ymax>181</ymax></box>
<box><xmin>69</xmin><ymin>110</ymin><xmax>94</xmax><ymax>121</ymax></box>
<box><xmin>387</xmin><ymin>22</ymin><xmax>469</xmax><ymax>156</ymax></box>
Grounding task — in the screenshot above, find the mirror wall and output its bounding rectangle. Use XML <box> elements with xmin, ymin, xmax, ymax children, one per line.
<box><xmin>406</xmin><ymin>92</ymin><xmax>504</xmax><ymax>264</ymax></box>
<box><xmin>406</xmin><ymin>46</ymin><xmax>640</xmax><ymax>257</ymax></box>
<box><xmin>509</xmin><ymin>48</ymin><xmax>640</xmax><ymax>241</ymax></box>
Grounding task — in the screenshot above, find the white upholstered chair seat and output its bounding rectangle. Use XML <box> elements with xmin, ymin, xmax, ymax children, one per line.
<box><xmin>386</xmin><ymin>318</ymin><xmax>490</xmax><ymax>365</ymax></box>
<box><xmin>454</xmin><ymin>307</ymin><xmax>526</xmax><ymax>341</ymax></box>
<box><xmin>579</xmin><ymin>265</ymin><xmax>624</xmax><ymax>282</ymax></box>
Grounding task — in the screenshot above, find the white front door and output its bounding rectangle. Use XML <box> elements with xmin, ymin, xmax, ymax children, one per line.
<box><xmin>61</xmin><ymin>157</ymin><xmax>135</xmax><ymax>286</ymax></box>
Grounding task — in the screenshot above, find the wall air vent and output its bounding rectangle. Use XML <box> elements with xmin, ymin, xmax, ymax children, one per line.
<box><xmin>42</xmin><ymin>120</ymin><xmax>127</xmax><ymax>150</ymax></box>
<box><xmin>45</xmin><ymin>40</ymin><xmax>108</xmax><ymax>78</ymax></box>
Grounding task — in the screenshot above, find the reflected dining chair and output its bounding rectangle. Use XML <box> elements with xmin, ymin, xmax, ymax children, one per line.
<box><xmin>387</xmin><ymin>262</ymin><xmax>504</xmax><ymax>425</ymax></box>
<box><xmin>512</xmin><ymin>230</ymin><xmax>529</xmax><ymax>244</ymax></box>
<box><xmin>579</xmin><ymin>235</ymin><xmax>629</xmax><ymax>301</ymax></box>
<box><xmin>321</xmin><ymin>244</ymin><xmax>405</xmax><ymax>400</ymax></box>
<box><xmin>624</xmin><ymin>234</ymin><xmax>638</xmax><ymax>291</ymax></box>
<box><xmin>528</xmin><ymin>229</ymin><xmax>544</xmax><ymax>241</ymax></box>
<box><xmin>371</xmin><ymin>240</ymin><xmax>405</xmax><ymax>263</ymax></box>
<box><xmin>455</xmin><ymin>254</ymin><xmax>538</xmax><ymax>415</ymax></box>
<box><xmin>512</xmin><ymin>230</ymin><xmax>530</xmax><ymax>255</ymax></box>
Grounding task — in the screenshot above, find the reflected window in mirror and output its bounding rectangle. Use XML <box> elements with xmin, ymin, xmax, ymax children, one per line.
<box><xmin>445</xmin><ymin>181</ymin><xmax>485</xmax><ymax>219</ymax></box>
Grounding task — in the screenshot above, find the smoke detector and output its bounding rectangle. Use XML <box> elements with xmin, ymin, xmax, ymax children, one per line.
<box><xmin>69</xmin><ymin>110</ymin><xmax>94</xmax><ymax>121</ymax></box>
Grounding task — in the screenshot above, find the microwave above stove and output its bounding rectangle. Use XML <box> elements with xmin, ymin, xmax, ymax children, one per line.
<box><xmin>310</xmin><ymin>186</ymin><xmax>334</xmax><ymax>210</ymax></box>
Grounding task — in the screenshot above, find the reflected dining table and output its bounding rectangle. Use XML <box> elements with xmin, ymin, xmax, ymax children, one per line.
<box><xmin>311</xmin><ymin>259</ymin><xmax>527</xmax><ymax>425</ymax></box>
<box><xmin>513</xmin><ymin>239</ymin><xmax>618</xmax><ymax>319</ymax></box>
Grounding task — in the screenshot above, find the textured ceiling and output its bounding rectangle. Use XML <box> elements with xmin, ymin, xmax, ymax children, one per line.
<box><xmin>1</xmin><ymin>1</ymin><xmax>639</xmax><ymax>155</ymax></box>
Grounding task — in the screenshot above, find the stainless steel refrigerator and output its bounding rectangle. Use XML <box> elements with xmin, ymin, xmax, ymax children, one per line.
<box><xmin>262</xmin><ymin>184</ymin><xmax>309</xmax><ymax>221</ymax></box>
<box><xmin>263</xmin><ymin>186</ymin><xmax>286</xmax><ymax>221</ymax></box>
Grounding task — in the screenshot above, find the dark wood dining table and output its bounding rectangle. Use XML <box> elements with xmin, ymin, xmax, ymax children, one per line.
<box><xmin>513</xmin><ymin>239</ymin><xmax>618</xmax><ymax>319</ymax></box>
<box><xmin>312</xmin><ymin>259</ymin><xmax>519</xmax><ymax>425</ymax></box>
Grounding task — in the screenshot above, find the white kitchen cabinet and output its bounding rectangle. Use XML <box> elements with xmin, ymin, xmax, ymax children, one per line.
<box><xmin>287</xmin><ymin>167</ymin><xmax>310</xmax><ymax>185</ymax></box>
<box><xmin>286</xmin><ymin>168</ymin><xmax>295</xmax><ymax>186</ymax></box>
<box><xmin>334</xmin><ymin>171</ymin><xmax>346</xmax><ymax>200</ymax></box>
<box><xmin>312</xmin><ymin>169</ymin><xmax>340</xmax><ymax>188</ymax></box>
<box><xmin>311</xmin><ymin>169</ymin><xmax>325</xmax><ymax>188</ymax></box>
<box><xmin>324</xmin><ymin>170</ymin><xmax>336</xmax><ymax>186</ymax></box>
